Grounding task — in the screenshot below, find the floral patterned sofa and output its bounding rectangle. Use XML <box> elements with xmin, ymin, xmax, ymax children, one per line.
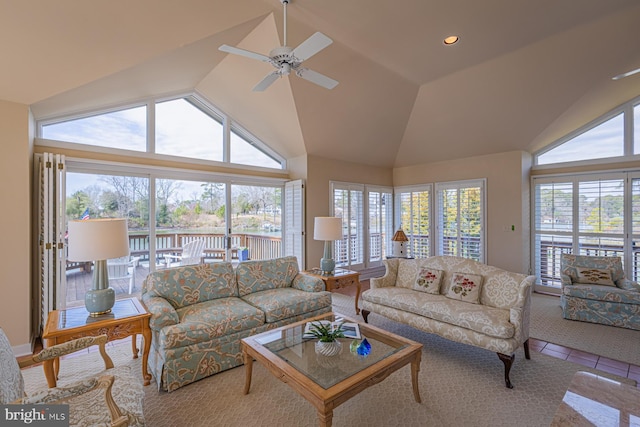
<box><xmin>141</xmin><ymin>256</ymin><xmax>332</xmax><ymax>391</ymax></box>
<box><xmin>361</xmin><ymin>256</ymin><xmax>535</xmax><ymax>388</ymax></box>
<box><xmin>560</xmin><ymin>254</ymin><xmax>640</xmax><ymax>331</ymax></box>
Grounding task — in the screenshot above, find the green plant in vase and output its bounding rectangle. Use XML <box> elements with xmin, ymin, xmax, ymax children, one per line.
<box><xmin>307</xmin><ymin>321</ymin><xmax>345</xmax><ymax>357</ymax></box>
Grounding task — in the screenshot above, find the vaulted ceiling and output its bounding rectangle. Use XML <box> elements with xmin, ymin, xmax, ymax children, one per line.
<box><xmin>3</xmin><ymin>0</ymin><xmax>640</xmax><ymax>168</ymax></box>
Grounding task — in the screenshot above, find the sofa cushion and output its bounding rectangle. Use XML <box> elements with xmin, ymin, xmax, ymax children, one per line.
<box><xmin>414</xmin><ymin>267</ymin><xmax>444</xmax><ymax>294</ymax></box>
<box><xmin>236</xmin><ymin>256</ymin><xmax>299</xmax><ymax>296</ymax></box>
<box><xmin>362</xmin><ymin>287</ymin><xmax>514</xmax><ymax>339</ymax></box>
<box><xmin>143</xmin><ymin>263</ymin><xmax>237</xmax><ymax>309</ymax></box>
<box><xmin>159</xmin><ymin>297</ymin><xmax>265</xmax><ymax>349</ymax></box>
<box><xmin>241</xmin><ymin>288</ymin><xmax>332</xmax><ymax>323</ymax></box>
<box><xmin>575</xmin><ymin>267</ymin><xmax>615</xmax><ymax>286</ymax></box>
<box><xmin>561</xmin><ymin>254</ymin><xmax>625</xmax><ymax>286</ymax></box>
<box><xmin>446</xmin><ymin>272</ymin><xmax>483</xmax><ymax>304</ymax></box>
<box><xmin>414</xmin><ymin>256</ymin><xmax>528</xmax><ymax>309</ymax></box>
<box><xmin>562</xmin><ymin>283</ymin><xmax>640</xmax><ymax>305</ymax></box>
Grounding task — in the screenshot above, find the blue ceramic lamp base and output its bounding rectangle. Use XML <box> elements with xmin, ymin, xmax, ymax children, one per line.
<box><xmin>86</xmin><ymin>259</ymin><xmax>116</xmax><ymax>317</ymax></box>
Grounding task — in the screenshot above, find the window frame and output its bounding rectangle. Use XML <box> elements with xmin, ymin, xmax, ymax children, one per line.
<box><xmin>531</xmin><ymin>170</ymin><xmax>640</xmax><ymax>293</ymax></box>
<box><xmin>434</xmin><ymin>179</ymin><xmax>487</xmax><ymax>263</ymax></box>
<box><xmin>36</xmin><ymin>93</ymin><xmax>287</xmax><ymax>170</ymax></box>
<box><xmin>533</xmin><ymin>95</ymin><xmax>640</xmax><ymax>169</ymax></box>
<box><xmin>394</xmin><ymin>184</ymin><xmax>433</xmax><ymax>259</ymax></box>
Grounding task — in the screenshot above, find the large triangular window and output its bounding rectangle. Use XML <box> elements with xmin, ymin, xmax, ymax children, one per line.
<box><xmin>537</xmin><ymin>113</ymin><xmax>624</xmax><ymax>165</ymax></box>
<box><xmin>38</xmin><ymin>95</ymin><xmax>285</xmax><ymax>169</ymax></box>
<box><xmin>535</xmin><ymin>98</ymin><xmax>640</xmax><ymax>166</ymax></box>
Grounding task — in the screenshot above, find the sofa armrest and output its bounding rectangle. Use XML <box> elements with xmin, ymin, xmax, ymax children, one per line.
<box><xmin>617</xmin><ymin>278</ymin><xmax>640</xmax><ymax>291</ymax></box>
<box><xmin>292</xmin><ymin>273</ymin><xmax>325</xmax><ymax>292</ymax></box>
<box><xmin>510</xmin><ymin>275</ymin><xmax>535</xmax><ymax>344</ymax></box>
<box><xmin>370</xmin><ymin>259</ymin><xmax>399</xmax><ymax>289</ymax></box>
<box><xmin>143</xmin><ymin>296</ymin><xmax>179</xmax><ymax>330</ymax></box>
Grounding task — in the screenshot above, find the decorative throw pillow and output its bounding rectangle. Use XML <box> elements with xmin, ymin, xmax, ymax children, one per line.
<box><xmin>414</xmin><ymin>267</ymin><xmax>444</xmax><ymax>294</ymax></box>
<box><xmin>446</xmin><ymin>272</ymin><xmax>483</xmax><ymax>304</ymax></box>
<box><xmin>575</xmin><ymin>267</ymin><xmax>615</xmax><ymax>286</ymax></box>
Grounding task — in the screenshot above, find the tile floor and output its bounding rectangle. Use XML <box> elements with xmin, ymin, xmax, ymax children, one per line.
<box><xmin>530</xmin><ymin>337</ymin><xmax>640</xmax><ymax>387</ymax></box>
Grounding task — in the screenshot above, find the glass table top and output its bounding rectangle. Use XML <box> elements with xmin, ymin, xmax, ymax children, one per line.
<box><xmin>57</xmin><ymin>298</ymin><xmax>142</xmax><ymax>330</ymax></box>
<box><xmin>253</xmin><ymin>314</ymin><xmax>407</xmax><ymax>389</ymax></box>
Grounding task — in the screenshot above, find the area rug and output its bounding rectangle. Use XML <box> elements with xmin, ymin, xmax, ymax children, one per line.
<box><xmin>529</xmin><ymin>293</ymin><xmax>640</xmax><ymax>366</ymax></box>
<box><xmin>21</xmin><ymin>296</ymin><xmax>635</xmax><ymax>427</ymax></box>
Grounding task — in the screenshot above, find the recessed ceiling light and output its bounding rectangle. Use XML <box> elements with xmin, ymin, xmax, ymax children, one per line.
<box><xmin>443</xmin><ymin>36</ymin><xmax>459</xmax><ymax>45</ymax></box>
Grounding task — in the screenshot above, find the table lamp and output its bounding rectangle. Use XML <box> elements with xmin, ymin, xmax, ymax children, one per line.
<box><xmin>314</xmin><ymin>217</ymin><xmax>343</xmax><ymax>275</ymax></box>
<box><xmin>67</xmin><ymin>218</ymin><xmax>129</xmax><ymax>316</ymax></box>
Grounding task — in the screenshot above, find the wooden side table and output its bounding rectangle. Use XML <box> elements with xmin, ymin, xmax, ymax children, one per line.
<box><xmin>42</xmin><ymin>297</ymin><xmax>152</xmax><ymax>387</ymax></box>
<box><xmin>305</xmin><ymin>268</ymin><xmax>362</xmax><ymax>314</ymax></box>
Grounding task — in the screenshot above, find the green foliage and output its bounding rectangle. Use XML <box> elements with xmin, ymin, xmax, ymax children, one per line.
<box><xmin>306</xmin><ymin>321</ymin><xmax>345</xmax><ymax>342</ymax></box>
<box><xmin>66</xmin><ymin>191</ymin><xmax>92</xmax><ymax>219</ymax></box>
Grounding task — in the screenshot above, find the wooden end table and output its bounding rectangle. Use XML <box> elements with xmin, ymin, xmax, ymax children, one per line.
<box><xmin>305</xmin><ymin>268</ymin><xmax>361</xmax><ymax>314</ymax></box>
<box><xmin>42</xmin><ymin>297</ymin><xmax>152</xmax><ymax>387</ymax></box>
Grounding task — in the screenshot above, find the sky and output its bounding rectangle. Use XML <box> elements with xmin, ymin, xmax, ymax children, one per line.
<box><xmin>43</xmin><ymin>97</ymin><xmax>281</xmax><ymax>168</ymax></box>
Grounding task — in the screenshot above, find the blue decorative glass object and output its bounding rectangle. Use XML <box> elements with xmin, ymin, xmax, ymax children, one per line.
<box><xmin>356</xmin><ymin>338</ymin><xmax>371</xmax><ymax>356</ymax></box>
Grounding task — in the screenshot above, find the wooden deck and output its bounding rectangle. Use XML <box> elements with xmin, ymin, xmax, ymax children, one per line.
<box><xmin>65</xmin><ymin>264</ymin><xmax>150</xmax><ymax>308</ymax></box>
<box><xmin>64</xmin><ymin>259</ymin><xmax>247</xmax><ymax>308</ymax></box>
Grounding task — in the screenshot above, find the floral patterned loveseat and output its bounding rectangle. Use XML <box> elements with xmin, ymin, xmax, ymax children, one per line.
<box><xmin>361</xmin><ymin>256</ymin><xmax>535</xmax><ymax>388</ymax></box>
<box><xmin>560</xmin><ymin>254</ymin><xmax>640</xmax><ymax>331</ymax></box>
<box><xmin>141</xmin><ymin>256</ymin><xmax>331</xmax><ymax>391</ymax></box>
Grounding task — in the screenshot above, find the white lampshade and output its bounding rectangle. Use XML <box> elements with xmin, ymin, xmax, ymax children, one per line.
<box><xmin>67</xmin><ymin>218</ymin><xmax>130</xmax><ymax>261</ymax></box>
<box><xmin>314</xmin><ymin>217</ymin><xmax>343</xmax><ymax>241</ymax></box>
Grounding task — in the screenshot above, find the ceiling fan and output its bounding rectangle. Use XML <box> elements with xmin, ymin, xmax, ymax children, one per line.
<box><xmin>612</xmin><ymin>67</ymin><xmax>640</xmax><ymax>80</ymax></box>
<box><xmin>219</xmin><ymin>0</ymin><xmax>338</xmax><ymax>92</ymax></box>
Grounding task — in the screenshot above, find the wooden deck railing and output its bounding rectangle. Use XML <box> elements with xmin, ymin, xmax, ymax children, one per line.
<box><xmin>127</xmin><ymin>232</ymin><xmax>282</xmax><ymax>263</ymax></box>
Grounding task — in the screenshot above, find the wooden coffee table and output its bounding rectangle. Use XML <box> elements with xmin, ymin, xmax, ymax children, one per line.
<box><xmin>42</xmin><ymin>297</ymin><xmax>152</xmax><ymax>387</ymax></box>
<box><xmin>242</xmin><ymin>312</ymin><xmax>422</xmax><ymax>427</ymax></box>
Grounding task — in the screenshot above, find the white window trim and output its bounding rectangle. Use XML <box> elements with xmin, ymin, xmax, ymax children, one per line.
<box><xmin>531</xmin><ymin>171</ymin><xmax>640</xmax><ymax>292</ymax></box>
<box><xmin>533</xmin><ymin>95</ymin><xmax>640</xmax><ymax>169</ymax></box>
<box><xmin>364</xmin><ymin>184</ymin><xmax>394</xmax><ymax>269</ymax></box>
<box><xmin>435</xmin><ymin>178</ymin><xmax>487</xmax><ymax>264</ymax></box>
<box><xmin>35</xmin><ymin>92</ymin><xmax>287</xmax><ymax>170</ymax></box>
<box><xmin>394</xmin><ymin>184</ymin><xmax>434</xmax><ymax>258</ymax></box>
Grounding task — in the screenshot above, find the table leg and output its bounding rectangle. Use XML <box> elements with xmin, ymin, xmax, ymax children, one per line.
<box><xmin>141</xmin><ymin>328</ymin><xmax>152</xmax><ymax>386</ymax></box>
<box><xmin>132</xmin><ymin>334</ymin><xmax>139</xmax><ymax>358</ymax></box>
<box><xmin>43</xmin><ymin>358</ymin><xmax>57</xmax><ymax>388</ymax></box>
<box><xmin>318</xmin><ymin>408</ymin><xmax>333</xmax><ymax>427</ymax></box>
<box><xmin>354</xmin><ymin>279</ymin><xmax>362</xmax><ymax>315</ymax></box>
<box><xmin>243</xmin><ymin>350</ymin><xmax>253</xmax><ymax>394</ymax></box>
<box><xmin>411</xmin><ymin>352</ymin><xmax>422</xmax><ymax>403</ymax></box>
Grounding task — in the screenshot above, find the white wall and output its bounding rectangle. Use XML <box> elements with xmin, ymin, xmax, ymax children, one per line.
<box><xmin>394</xmin><ymin>150</ymin><xmax>532</xmax><ymax>274</ymax></box>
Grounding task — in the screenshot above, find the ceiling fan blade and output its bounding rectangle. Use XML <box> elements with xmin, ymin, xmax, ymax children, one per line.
<box><xmin>291</xmin><ymin>32</ymin><xmax>333</xmax><ymax>62</ymax></box>
<box><xmin>253</xmin><ymin>72</ymin><xmax>281</xmax><ymax>92</ymax></box>
<box><xmin>219</xmin><ymin>45</ymin><xmax>272</xmax><ymax>63</ymax></box>
<box><xmin>612</xmin><ymin>67</ymin><xmax>640</xmax><ymax>80</ymax></box>
<box><xmin>295</xmin><ymin>68</ymin><xmax>338</xmax><ymax>90</ymax></box>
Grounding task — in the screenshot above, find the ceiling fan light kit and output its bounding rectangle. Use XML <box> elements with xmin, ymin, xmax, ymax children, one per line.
<box><xmin>219</xmin><ymin>0</ymin><xmax>338</xmax><ymax>91</ymax></box>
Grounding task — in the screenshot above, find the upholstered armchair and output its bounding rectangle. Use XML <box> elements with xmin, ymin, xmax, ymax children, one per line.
<box><xmin>0</xmin><ymin>328</ymin><xmax>145</xmax><ymax>426</ymax></box>
<box><xmin>560</xmin><ymin>254</ymin><xmax>640</xmax><ymax>330</ymax></box>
